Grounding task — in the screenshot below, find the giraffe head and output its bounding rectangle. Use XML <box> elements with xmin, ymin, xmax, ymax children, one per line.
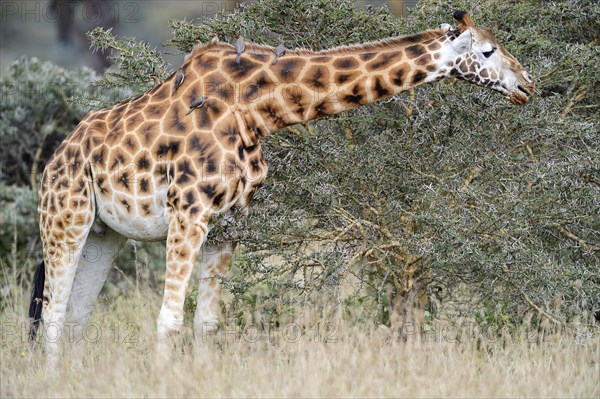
<box><xmin>441</xmin><ymin>11</ymin><xmax>534</xmax><ymax>105</ymax></box>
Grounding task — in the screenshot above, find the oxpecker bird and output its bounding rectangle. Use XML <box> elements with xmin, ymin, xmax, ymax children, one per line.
<box><xmin>186</xmin><ymin>96</ymin><xmax>207</xmax><ymax>115</ymax></box>
<box><xmin>272</xmin><ymin>43</ymin><xmax>286</xmax><ymax>64</ymax></box>
<box><xmin>149</xmin><ymin>75</ymin><xmax>162</xmax><ymax>87</ymax></box>
<box><xmin>172</xmin><ymin>68</ymin><xmax>185</xmax><ymax>94</ymax></box>
<box><xmin>439</xmin><ymin>23</ymin><xmax>452</xmax><ymax>31</ymax></box>
<box><xmin>235</xmin><ymin>37</ymin><xmax>245</xmax><ymax>64</ymax></box>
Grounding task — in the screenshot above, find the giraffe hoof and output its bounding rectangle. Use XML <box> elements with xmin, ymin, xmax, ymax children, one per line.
<box><xmin>157</xmin><ymin>308</ymin><xmax>183</xmax><ymax>341</ymax></box>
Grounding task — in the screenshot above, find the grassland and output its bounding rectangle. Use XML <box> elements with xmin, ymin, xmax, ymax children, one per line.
<box><xmin>1</xmin><ymin>283</ymin><xmax>598</xmax><ymax>398</ymax></box>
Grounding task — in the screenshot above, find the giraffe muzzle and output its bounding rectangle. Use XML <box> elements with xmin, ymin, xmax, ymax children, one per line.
<box><xmin>508</xmin><ymin>81</ymin><xmax>534</xmax><ymax>105</ymax></box>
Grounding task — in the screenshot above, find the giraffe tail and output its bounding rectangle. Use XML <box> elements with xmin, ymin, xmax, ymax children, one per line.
<box><xmin>28</xmin><ymin>261</ymin><xmax>45</xmax><ymax>341</ymax></box>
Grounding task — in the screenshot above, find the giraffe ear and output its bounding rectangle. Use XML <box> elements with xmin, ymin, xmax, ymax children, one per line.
<box><xmin>453</xmin><ymin>10</ymin><xmax>476</xmax><ymax>33</ymax></box>
<box><xmin>451</xmin><ymin>28</ymin><xmax>473</xmax><ymax>53</ymax></box>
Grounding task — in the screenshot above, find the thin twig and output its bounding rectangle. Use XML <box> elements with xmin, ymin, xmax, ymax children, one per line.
<box><xmin>519</xmin><ymin>289</ymin><xmax>563</xmax><ymax>326</ymax></box>
<box><xmin>556</xmin><ymin>225</ymin><xmax>600</xmax><ymax>252</ymax></box>
<box><xmin>460</xmin><ymin>166</ymin><xmax>482</xmax><ymax>192</ymax></box>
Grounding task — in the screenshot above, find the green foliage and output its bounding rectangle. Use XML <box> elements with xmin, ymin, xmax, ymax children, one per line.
<box><xmin>169</xmin><ymin>0</ymin><xmax>600</xmax><ymax>326</ymax></box>
<box><xmin>87</xmin><ymin>27</ymin><xmax>170</xmax><ymax>94</ymax></box>
<box><xmin>168</xmin><ymin>0</ymin><xmax>405</xmax><ymax>52</ymax></box>
<box><xmin>2</xmin><ymin>0</ymin><xmax>598</xmax><ymax>330</ymax></box>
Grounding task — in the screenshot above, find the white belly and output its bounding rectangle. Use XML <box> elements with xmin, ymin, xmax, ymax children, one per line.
<box><xmin>95</xmin><ymin>188</ymin><xmax>169</xmax><ymax>241</ymax></box>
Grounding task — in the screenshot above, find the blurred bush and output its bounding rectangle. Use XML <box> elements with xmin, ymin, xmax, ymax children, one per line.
<box><xmin>1</xmin><ymin>57</ymin><xmax>94</xmax><ymax>187</ymax></box>
<box><xmin>0</xmin><ymin>57</ymin><xmax>128</xmax><ymax>187</ymax></box>
<box><xmin>1</xmin><ymin>0</ymin><xmax>598</xmax><ymax>329</ymax></box>
<box><xmin>0</xmin><ymin>183</ymin><xmax>38</xmax><ymax>264</ymax></box>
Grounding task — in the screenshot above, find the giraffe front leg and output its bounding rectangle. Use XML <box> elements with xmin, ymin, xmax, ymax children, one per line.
<box><xmin>194</xmin><ymin>243</ymin><xmax>236</xmax><ymax>342</ymax></box>
<box><xmin>157</xmin><ymin>211</ymin><xmax>209</xmax><ymax>353</ymax></box>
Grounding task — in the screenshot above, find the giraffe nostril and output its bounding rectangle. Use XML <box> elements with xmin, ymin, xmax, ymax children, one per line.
<box><xmin>517</xmin><ymin>85</ymin><xmax>531</xmax><ymax>96</ymax></box>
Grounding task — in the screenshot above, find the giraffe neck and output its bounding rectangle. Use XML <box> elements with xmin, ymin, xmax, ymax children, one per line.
<box><xmin>241</xmin><ymin>28</ymin><xmax>453</xmax><ymax>135</ymax></box>
<box><xmin>179</xmin><ymin>28</ymin><xmax>456</xmax><ymax>142</ymax></box>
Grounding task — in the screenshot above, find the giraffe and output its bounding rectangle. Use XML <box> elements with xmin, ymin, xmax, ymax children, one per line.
<box><xmin>29</xmin><ymin>11</ymin><xmax>534</xmax><ymax>360</ymax></box>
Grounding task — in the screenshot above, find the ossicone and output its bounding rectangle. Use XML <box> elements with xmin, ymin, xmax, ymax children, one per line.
<box><xmin>453</xmin><ymin>10</ymin><xmax>476</xmax><ymax>33</ymax></box>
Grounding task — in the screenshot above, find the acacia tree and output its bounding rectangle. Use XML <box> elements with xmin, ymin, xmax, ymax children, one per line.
<box><xmin>1</xmin><ymin>0</ymin><xmax>598</xmax><ymax>332</ymax></box>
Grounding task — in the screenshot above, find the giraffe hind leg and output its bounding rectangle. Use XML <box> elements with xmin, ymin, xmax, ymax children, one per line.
<box><xmin>194</xmin><ymin>243</ymin><xmax>236</xmax><ymax>342</ymax></box>
<box><xmin>38</xmin><ymin>179</ymin><xmax>96</xmax><ymax>364</ymax></box>
<box><xmin>65</xmin><ymin>228</ymin><xmax>127</xmax><ymax>348</ymax></box>
<box><xmin>41</xmin><ymin>225</ymin><xmax>93</xmax><ymax>365</ymax></box>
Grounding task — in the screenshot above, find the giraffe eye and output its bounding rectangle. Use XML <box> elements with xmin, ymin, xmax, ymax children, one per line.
<box><xmin>482</xmin><ymin>48</ymin><xmax>496</xmax><ymax>58</ymax></box>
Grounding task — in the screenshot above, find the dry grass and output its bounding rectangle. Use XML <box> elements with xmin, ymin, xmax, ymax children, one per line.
<box><xmin>1</xmin><ymin>285</ymin><xmax>598</xmax><ymax>399</ymax></box>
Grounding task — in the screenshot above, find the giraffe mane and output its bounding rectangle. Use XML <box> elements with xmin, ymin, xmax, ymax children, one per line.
<box><xmin>184</xmin><ymin>28</ymin><xmax>447</xmax><ymax>61</ymax></box>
